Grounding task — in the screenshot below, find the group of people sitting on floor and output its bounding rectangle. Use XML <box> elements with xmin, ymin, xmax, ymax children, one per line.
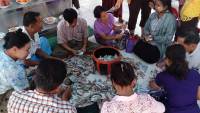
<box><xmin>0</xmin><ymin>0</ymin><xmax>200</xmax><ymax>113</ymax></box>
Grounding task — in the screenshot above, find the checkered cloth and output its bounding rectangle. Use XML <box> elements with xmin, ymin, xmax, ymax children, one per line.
<box><xmin>7</xmin><ymin>90</ymin><xmax>77</xmax><ymax>113</ymax></box>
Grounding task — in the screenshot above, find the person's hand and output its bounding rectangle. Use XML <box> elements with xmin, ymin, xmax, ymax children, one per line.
<box><xmin>115</xmin><ymin>34</ymin><xmax>123</xmax><ymax>39</ymax></box>
<box><xmin>114</xmin><ymin>0</ymin><xmax>122</xmax><ymax>10</ymax></box>
<box><xmin>122</xmin><ymin>24</ymin><xmax>127</xmax><ymax>30</ymax></box>
<box><xmin>61</xmin><ymin>87</ymin><xmax>72</xmax><ymax>101</ymax></box>
<box><xmin>149</xmin><ymin>80</ymin><xmax>161</xmax><ymax>90</ymax></box>
<box><xmin>0</xmin><ymin>0</ymin><xmax>10</xmax><ymax>6</ymax></box>
<box><xmin>114</xmin><ymin>3</ymin><xmax>121</xmax><ymax>10</ymax></box>
<box><xmin>71</xmin><ymin>49</ymin><xmax>77</xmax><ymax>55</ymax></box>
<box><xmin>81</xmin><ymin>46</ymin><xmax>86</xmax><ymax>53</ymax></box>
<box><xmin>127</xmin><ymin>0</ymin><xmax>132</xmax><ymax>5</ymax></box>
<box><xmin>149</xmin><ymin>1</ymin><xmax>154</xmax><ymax>9</ymax></box>
<box><xmin>49</xmin><ymin>56</ymin><xmax>64</xmax><ymax>61</ymax></box>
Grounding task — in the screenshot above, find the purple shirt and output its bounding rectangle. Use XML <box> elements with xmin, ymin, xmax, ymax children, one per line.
<box><xmin>156</xmin><ymin>69</ymin><xmax>200</xmax><ymax>113</ymax></box>
<box><xmin>94</xmin><ymin>13</ymin><xmax>115</xmax><ymax>45</ymax></box>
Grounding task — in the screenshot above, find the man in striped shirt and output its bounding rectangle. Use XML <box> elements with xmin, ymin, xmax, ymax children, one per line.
<box><xmin>7</xmin><ymin>59</ymin><xmax>77</xmax><ymax>113</ymax></box>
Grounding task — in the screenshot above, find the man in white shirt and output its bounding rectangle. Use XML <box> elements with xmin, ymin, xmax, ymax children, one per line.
<box><xmin>176</xmin><ymin>30</ymin><xmax>200</xmax><ymax>73</ymax></box>
<box><xmin>175</xmin><ymin>29</ymin><xmax>200</xmax><ymax>107</ymax></box>
<box><xmin>22</xmin><ymin>11</ymin><xmax>55</xmax><ymax>66</ymax></box>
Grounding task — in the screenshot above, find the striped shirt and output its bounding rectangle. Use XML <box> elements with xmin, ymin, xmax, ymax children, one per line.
<box><xmin>7</xmin><ymin>90</ymin><xmax>77</xmax><ymax>113</ymax></box>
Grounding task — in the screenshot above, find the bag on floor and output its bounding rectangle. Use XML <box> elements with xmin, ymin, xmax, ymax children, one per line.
<box><xmin>133</xmin><ymin>40</ymin><xmax>160</xmax><ymax>64</ymax></box>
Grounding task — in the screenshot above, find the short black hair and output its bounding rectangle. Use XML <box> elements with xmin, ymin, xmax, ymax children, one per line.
<box><xmin>33</xmin><ymin>59</ymin><xmax>67</xmax><ymax>92</ymax></box>
<box><xmin>93</xmin><ymin>5</ymin><xmax>106</xmax><ymax>18</ymax></box>
<box><xmin>184</xmin><ymin>32</ymin><xmax>200</xmax><ymax>44</ymax></box>
<box><xmin>175</xmin><ymin>26</ymin><xmax>199</xmax><ymax>41</ymax></box>
<box><xmin>166</xmin><ymin>44</ymin><xmax>189</xmax><ymax>80</ymax></box>
<box><xmin>175</xmin><ymin>27</ymin><xmax>187</xmax><ymax>39</ymax></box>
<box><xmin>63</xmin><ymin>8</ymin><xmax>78</xmax><ymax>24</ymax></box>
<box><xmin>3</xmin><ymin>29</ymin><xmax>30</xmax><ymax>49</ymax></box>
<box><xmin>23</xmin><ymin>11</ymin><xmax>40</xmax><ymax>27</ymax></box>
<box><xmin>111</xmin><ymin>61</ymin><xmax>136</xmax><ymax>87</ymax></box>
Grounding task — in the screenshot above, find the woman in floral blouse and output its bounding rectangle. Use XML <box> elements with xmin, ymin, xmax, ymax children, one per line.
<box><xmin>101</xmin><ymin>61</ymin><xmax>165</xmax><ymax>113</ymax></box>
<box><xmin>0</xmin><ymin>29</ymin><xmax>30</xmax><ymax>113</ymax></box>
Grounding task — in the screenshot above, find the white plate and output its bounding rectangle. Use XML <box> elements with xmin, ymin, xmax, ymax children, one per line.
<box><xmin>16</xmin><ymin>0</ymin><xmax>31</xmax><ymax>5</ymax></box>
<box><xmin>43</xmin><ymin>17</ymin><xmax>57</xmax><ymax>25</ymax></box>
<box><xmin>0</xmin><ymin>2</ymin><xmax>12</xmax><ymax>9</ymax></box>
<box><xmin>0</xmin><ymin>4</ymin><xmax>10</xmax><ymax>9</ymax></box>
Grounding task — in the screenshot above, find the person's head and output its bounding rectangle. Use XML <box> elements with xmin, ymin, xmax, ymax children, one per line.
<box><xmin>111</xmin><ymin>61</ymin><xmax>137</xmax><ymax>92</ymax></box>
<box><xmin>154</xmin><ymin>0</ymin><xmax>172</xmax><ymax>14</ymax></box>
<box><xmin>3</xmin><ymin>29</ymin><xmax>30</xmax><ymax>60</ymax></box>
<box><xmin>23</xmin><ymin>11</ymin><xmax>42</xmax><ymax>33</ymax></box>
<box><xmin>33</xmin><ymin>59</ymin><xmax>67</xmax><ymax>92</ymax></box>
<box><xmin>176</xmin><ymin>30</ymin><xmax>200</xmax><ymax>53</ymax></box>
<box><xmin>165</xmin><ymin>44</ymin><xmax>189</xmax><ymax>80</ymax></box>
<box><xmin>94</xmin><ymin>6</ymin><xmax>108</xmax><ymax>22</ymax></box>
<box><xmin>63</xmin><ymin>8</ymin><xmax>78</xmax><ymax>27</ymax></box>
<box><xmin>174</xmin><ymin>27</ymin><xmax>187</xmax><ymax>45</ymax></box>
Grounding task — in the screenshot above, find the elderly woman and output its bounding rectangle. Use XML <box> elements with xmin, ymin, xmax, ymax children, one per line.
<box><xmin>143</xmin><ymin>0</ymin><xmax>176</xmax><ymax>57</ymax></box>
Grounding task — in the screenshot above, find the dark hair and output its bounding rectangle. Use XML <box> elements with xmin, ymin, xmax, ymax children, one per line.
<box><xmin>33</xmin><ymin>59</ymin><xmax>67</xmax><ymax>92</ymax></box>
<box><xmin>63</xmin><ymin>8</ymin><xmax>78</xmax><ymax>24</ymax></box>
<box><xmin>165</xmin><ymin>44</ymin><xmax>189</xmax><ymax>80</ymax></box>
<box><xmin>175</xmin><ymin>27</ymin><xmax>186</xmax><ymax>40</ymax></box>
<box><xmin>175</xmin><ymin>27</ymin><xmax>199</xmax><ymax>42</ymax></box>
<box><xmin>184</xmin><ymin>32</ymin><xmax>200</xmax><ymax>45</ymax></box>
<box><xmin>3</xmin><ymin>29</ymin><xmax>30</xmax><ymax>49</ymax></box>
<box><xmin>111</xmin><ymin>61</ymin><xmax>136</xmax><ymax>87</ymax></box>
<box><xmin>23</xmin><ymin>11</ymin><xmax>40</xmax><ymax>27</ymax></box>
<box><xmin>158</xmin><ymin>0</ymin><xmax>172</xmax><ymax>12</ymax></box>
<box><xmin>93</xmin><ymin>5</ymin><xmax>106</xmax><ymax>18</ymax></box>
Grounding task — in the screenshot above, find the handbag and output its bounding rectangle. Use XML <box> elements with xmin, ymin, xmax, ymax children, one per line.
<box><xmin>133</xmin><ymin>40</ymin><xmax>160</xmax><ymax>64</ymax></box>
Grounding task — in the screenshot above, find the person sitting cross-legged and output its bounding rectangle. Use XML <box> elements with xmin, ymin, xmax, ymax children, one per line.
<box><xmin>21</xmin><ymin>11</ymin><xmax>58</xmax><ymax>66</ymax></box>
<box><xmin>53</xmin><ymin>8</ymin><xmax>98</xmax><ymax>58</ymax></box>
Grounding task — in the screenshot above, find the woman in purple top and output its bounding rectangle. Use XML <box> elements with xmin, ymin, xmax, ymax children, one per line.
<box><xmin>93</xmin><ymin>6</ymin><xmax>123</xmax><ymax>46</ymax></box>
<box><xmin>150</xmin><ymin>44</ymin><xmax>200</xmax><ymax>113</ymax></box>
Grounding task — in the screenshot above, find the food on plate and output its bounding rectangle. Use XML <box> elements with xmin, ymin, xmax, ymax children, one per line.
<box><xmin>0</xmin><ymin>0</ymin><xmax>10</xmax><ymax>8</ymax></box>
<box><xmin>16</xmin><ymin>0</ymin><xmax>30</xmax><ymax>5</ymax></box>
<box><xmin>43</xmin><ymin>17</ymin><xmax>57</xmax><ymax>25</ymax></box>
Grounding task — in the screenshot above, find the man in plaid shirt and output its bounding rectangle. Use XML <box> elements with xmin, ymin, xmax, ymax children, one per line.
<box><xmin>7</xmin><ymin>59</ymin><xmax>77</xmax><ymax>113</ymax></box>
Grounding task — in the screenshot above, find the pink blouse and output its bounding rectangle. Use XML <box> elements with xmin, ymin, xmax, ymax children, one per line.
<box><xmin>101</xmin><ymin>93</ymin><xmax>165</xmax><ymax>113</ymax></box>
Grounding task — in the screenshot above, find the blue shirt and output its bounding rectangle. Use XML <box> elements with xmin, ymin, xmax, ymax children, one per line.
<box><xmin>0</xmin><ymin>51</ymin><xmax>29</xmax><ymax>94</ymax></box>
<box><xmin>144</xmin><ymin>11</ymin><xmax>176</xmax><ymax>57</ymax></box>
<box><xmin>156</xmin><ymin>69</ymin><xmax>200</xmax><ymax>113</ymax></box>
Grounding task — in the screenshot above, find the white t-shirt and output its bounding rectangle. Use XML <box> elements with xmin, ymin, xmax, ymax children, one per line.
<box><xmin>186</xmin><ymin>43</ymin><xmax>200</xmax><ymax>73</ymax></box>
<box><xmin>21</xmin><ymin>26</ymin><xmax>40</xmax><ymax>59</ymax></box>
